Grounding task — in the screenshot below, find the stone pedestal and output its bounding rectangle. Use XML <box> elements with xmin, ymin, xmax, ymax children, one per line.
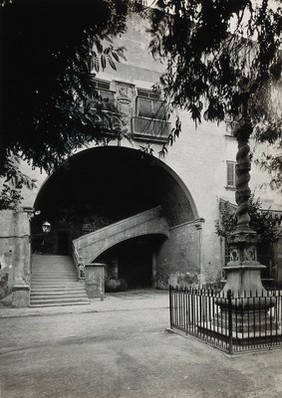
<box><xmin>12</xmin><ymin>285</ymin><xmax>30</xmax><ymax>307</ymax></box>
<box><xmin>85</xmin><ymin>263</ymin><xmax>105</xmax><ymax>299</ymax></box>
<box><xmin>216</xmin><ymin>232</ymin><xmax>279</xmax><ymax>340</ymax></box>
<box><xmin>221</xmin><ymin>262</ymin><xmax>266</xmax><ymax>297</ymax></box>
<box><xmin>216</xmin><ymin>261</ymin><xmax>279</xmax><ymax>339</ymax></box>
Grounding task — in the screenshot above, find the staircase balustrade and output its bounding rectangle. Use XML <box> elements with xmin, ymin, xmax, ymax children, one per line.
<box><xmin>72</xmin><ymin>206</ymin><xmax>169</xmax><ymax>265</ymax></box>
<box><xmin>72</xmin><ymin>244</ymin><xmax>86</xmax><ymax>280</ymax></box>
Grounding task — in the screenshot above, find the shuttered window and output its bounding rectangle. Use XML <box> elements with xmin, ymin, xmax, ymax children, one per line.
<box><xmin>226</xmin><ymin>161</ymin><xmax>236</xmax><ymax>187</ymax></box>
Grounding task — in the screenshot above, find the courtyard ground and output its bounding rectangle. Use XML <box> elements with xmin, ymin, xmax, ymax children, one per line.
<box><xmin>0</xmin><ymin>289</ymin><xmax>282</xmax><ymax>398</ymax></box>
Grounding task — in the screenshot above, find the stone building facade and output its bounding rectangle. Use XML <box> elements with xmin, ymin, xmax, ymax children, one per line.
<box><xmin>1</xmin><ymin>14</ymin><xmax>281</xmax><ymax>305</ymax></box>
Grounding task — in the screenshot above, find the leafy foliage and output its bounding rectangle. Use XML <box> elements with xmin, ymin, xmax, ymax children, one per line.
<box><xmin>0</xmin><ymin>154</ymin><xmax>37</xmax><ymax>210</ymax></box>
<box><xmin>3</xmin><ymin>155</ymin><xmax>37</xmax><ymax>190</ymax></box>
<box><xmin>147</xmin><ymin>0</ymin><xmax>282</xmax><ymax>187</ymax></box>
<box><xmin>0</xmin><ymin>184</ymin><xmax>23</xmax><ymax>211</ymax></box>
<box><xmin>215</xmin><ymin>197</ymin><xmax>280</xmax><ymax>243</ymax></box>
<box><xmin>0</xmin><ymin>0</ymin><xmax>129</xmax><ymax>178</ymax></box>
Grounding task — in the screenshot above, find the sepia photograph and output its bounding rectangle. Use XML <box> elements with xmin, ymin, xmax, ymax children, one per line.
<box><xmin>0</xmin><ymin>0</ymin><xmax>282</xmax><ymax>397</ymax></box>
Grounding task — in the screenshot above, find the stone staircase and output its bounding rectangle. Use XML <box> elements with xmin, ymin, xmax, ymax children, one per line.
<box><xmin>30</xmin><ymin>254</ymin><xmax>90</xmax><ymax>307</ymax></box>
<box><xmin>73</xmin><ymin>206</ymin><xmax>169</xmax><ymax>265</ymax></box>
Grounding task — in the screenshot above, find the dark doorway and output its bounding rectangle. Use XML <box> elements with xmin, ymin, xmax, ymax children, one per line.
<box><xmin>57</xmin><ymin>231</ymin><xmax>70</xmax><ymax>255</ymax></box>
<box><xmin>117</xmin><ymin>238</ymin><xmax>153</xmax><ymax>289</ymax></box>
<box><xmin>97</xmin><ymin>235</ymin><xmax>166</xmax><ymax>290</ymax></box>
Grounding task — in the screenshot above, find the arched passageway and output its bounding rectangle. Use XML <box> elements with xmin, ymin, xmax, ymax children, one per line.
<box><xmin>96</xmin><ymin>234</ymin><xmax>166</xmax><ymax>289</ymax></box>
<box><xmin>32</xmin><ymin>146</ymin><xmax>199</xmax><ymax>288</ymax></box>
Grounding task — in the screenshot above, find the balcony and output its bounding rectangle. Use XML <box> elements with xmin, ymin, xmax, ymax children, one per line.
<box><xmin>131</xmin><ymin>116</ymin><xmax>171</xmax><ymax>143</ymax></box>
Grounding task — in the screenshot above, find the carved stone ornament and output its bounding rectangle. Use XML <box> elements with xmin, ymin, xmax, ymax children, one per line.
<box><xmin>116</xmin><ymin>86</ymin><xmax>132</xmax><ymax>106</ymax></box>
<box><xmin>243</xmin><ymin>245</ymin><xmax>257</xmax><ymax>262</ymax></box>
<box><xmin>115</xmin><ymin>82</ymin><xmax>134</xmax><ymax>113</ymax></box>
<box><xmin>113</xmin><ymin>82</ymin><xmax>135</xmax><ymax>129</ymax></box>
<box><xmin>230</xmin><ymin>248</ymin><xmax>240</xmax><ymax>262</ymax></box>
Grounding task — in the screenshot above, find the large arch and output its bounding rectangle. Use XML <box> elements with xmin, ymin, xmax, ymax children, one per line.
<box><xmin>32</xmin><ymin>146</ymin><xmax>200</xmax><ymax>288</ymax></box>
<box><xmin>34</xmin><ymin>146</ymin><xmax>198</xmax><ymax>227</ymax></box>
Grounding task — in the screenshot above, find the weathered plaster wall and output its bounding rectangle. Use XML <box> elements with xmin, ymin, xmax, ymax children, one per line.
<box><xmin>156</xmin><ymin>222</ymin><xmax>201</xmax><ymax>288</ymax></box>
<box><xmin>0</xmin><ymin>210</ymin><xmax>31</xmax><ymax>304</ymax></box>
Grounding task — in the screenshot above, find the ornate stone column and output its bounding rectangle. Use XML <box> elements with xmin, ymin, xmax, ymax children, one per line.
<box><xmin>215</xmin><ymin>118</ymin><xmax>278</xmax><ymax>339</ymax></box>
<box><xmin>221</xmin><ymin>118</ymin><xmax>266</xmax><ymax>296</ymax></box>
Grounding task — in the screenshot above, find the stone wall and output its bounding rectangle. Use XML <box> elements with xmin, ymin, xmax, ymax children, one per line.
<box><xmin>156</xmin><ymin>221</ymin><xmax>201</xmax><ymax>288</ymax></box>
<box><xmin>0</xmin><ymin>210</ymin><xmax>31</xmax><ymax>306</ymax></box>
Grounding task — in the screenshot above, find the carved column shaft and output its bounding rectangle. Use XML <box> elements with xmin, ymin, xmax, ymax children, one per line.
<box><xmin>233</xmin><ymin>119</ymin><xmax>254</xmax><ymax>235</ymax></box>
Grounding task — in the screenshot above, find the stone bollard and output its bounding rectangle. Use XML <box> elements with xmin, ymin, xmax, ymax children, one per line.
<box><xmin>85</xmin><ymin>263</ymin><xmax>105</xmax><ymax>300</ymax></box>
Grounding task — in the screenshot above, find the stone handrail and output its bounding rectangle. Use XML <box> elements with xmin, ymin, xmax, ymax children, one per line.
<box><xmin>73</xmin><ymin>206</ymin><xmax>169</xmax><ymax>264</ymax></box>
<box><xmin>72</xmin><ymin>243</ymin><xmax>85</xmax><ymax>280</ymax></box>
<box><xmin>73</xmin><ymin>206</ymin><xmax>167</xmax><ymax>247</ymax></box>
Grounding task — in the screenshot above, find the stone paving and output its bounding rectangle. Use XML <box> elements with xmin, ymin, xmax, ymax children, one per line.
<box><xmin>1</xmin><ymin>289</ymin><xmax>282</xmax><ymax>398</ymax></box>
<box><xmin>0</xmin><ymin>289</ymin><xmax>169</xmax><ymax>318</ymax></box>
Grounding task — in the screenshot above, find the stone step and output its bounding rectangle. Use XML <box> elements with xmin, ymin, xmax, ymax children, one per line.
<box><xmin>31</xmin><ymin>296</ymin><xmax>88</xmax><ymax>301</ymax></box>
<box><xmin>30</xmin><ymin>297</ymin><xmax>90</xmax><ymax>306</ymax></box>
<box><xmin>32</xmin><ymin>254</ymin><xmax>73</xmax><ymax>259</ymax></box>
<box><xmin>32</xmin><ymin>262</ymin><xmax>74</xmax><ymax>265</ymax></box>
<box><xmin>32</xmin><ymin>268</ymin><xmax>76</xmax><ymax>272</ymax></box>
<box><xmin>32</xmin><ymin>273</ymin><xmax>76</xmax><ymax>276</ymax></box>
<box><xmin>32</xmin><ymin>263</ymin><xmax>74</xmax><ymax>267</ymax></box>
<box><xmin>31</xmin><ymin>284</ymin><xmax>86</xmax><ymax>290</ymax></box>
<box><xmin>32</xmin><ymin>282</ymin><xmax>78</xmax><ymax>285</ymax></box>
<box><xmin>30</xmin><ymin>292</ymin><xmax>88</xmax><ymax>298</ymax></box>
<box><xmin>32</xmin><ymin>281</ymin><xmax>78</xmax><ymax>284</ymax></box>
<box><xmin>31</xmin><ymin>280</ymin><xmax>84</xmax><ymax>288</ymax></box>
<box><xmin>31</xmin><ymin>279</ymin><xmax>81</xmax><ymax>283</ymax></box>
<box><xmin>32</xmin><ymin>274</ymin><xmax>76</xmax><ymax>277</ymax></box>
<box><xmin>31</xmin><ymin>291</ymin><xmax>86</xmax><ymax>295</ymax></box>
<box><xmin>32</xmin><ymin>269</ymin><xmax>76</xmax><ymax>272</ymax></box>
<box><xmin>32</xmin><ymin>275</ymin><xmax>77</xmax><ymax>282</ymax></box>
<box><xmin>31</xmin><ymin>287</ymin><xmax>86</xmax><ymax>292</ymax></box>
<box><xmin>31</xmin><ymin>293</ymin><xmax>88</xmax><ymax>299</ymax></box>
<box><xmin>31</xmin><ymin>292</ymin><xmax>87</xmax><ymax>297</ymax></box>
<box><xmin>32</xmin><ymin>266</ymin><xmax>74</xmax><ymax>268</ymax></box>
<box><xmin>31</xmin><ymin>286</ymin><xmax>86</xmax><ymax>292</ymax></box>
<box><xmin>32</xmin><ymin>270</ymin><xmax>77</xmax><ymax>273</ymax></box>
<box><xmin>31</xmin><ymin>288</ymin><xmax>87</xmax><ymax>294</ymax></box>
<box><xmin>31</xmin><ymin>254</ymin><xmax>89</xmax><ymax>308</ymax></box>
<box><xmin>29</xmin><ymin>301</ymin><xmax>90</xmax><ymax>308</ymax></box>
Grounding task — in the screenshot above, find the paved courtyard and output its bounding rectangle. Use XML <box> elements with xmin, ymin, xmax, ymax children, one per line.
<box><xmin>0</xmin><ymin>290</ymin><xmax>282</xmax><ymax>398</ymax></box>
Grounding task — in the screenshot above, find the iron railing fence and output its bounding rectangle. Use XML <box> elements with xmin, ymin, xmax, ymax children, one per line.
<box><xmin>169</xmin><ymin>286</ymin><xmax>282</xmax><ymax>354</ymax></box>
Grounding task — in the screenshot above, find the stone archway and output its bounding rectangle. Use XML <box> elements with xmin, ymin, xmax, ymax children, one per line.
<box><xmin>33</xmin><ymin>146</ymin><xmax>200</xmax><ymax>288</ymax></box>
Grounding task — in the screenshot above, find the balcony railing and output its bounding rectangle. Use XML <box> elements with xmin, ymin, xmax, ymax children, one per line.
<box><xmin>131</xmin><ymin>116</ymin><xmax>171</xmax><ymax>143</ymax></box>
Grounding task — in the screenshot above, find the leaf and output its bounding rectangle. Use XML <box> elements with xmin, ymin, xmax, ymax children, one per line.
<box><xmin>116</xmin><ymin>47</ymin><xmax>127</xmax><ymax>61</ymax></box>
<box><xmin>112</xmin><ymin>51</ymin><xmax>120</xmax><ymax>62</ymax></box>
<box><xmin>101</xmin><ymin>54</ymin><xmax>106</xmax><ymax>70</ymax></box>
<box><xmin>95</xmin><ymin>40</ymin><xmax>103</xmax><ymax>54</ymax></box>
<box><xmin>94</xmin><ymin>57</ymin><xmax>99</xmax><ymax>73</ymax></box>
<box><xmin>107</xmin><ymin>55</ymin><xmax>117</xmax><ymax>70</ymax></box>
